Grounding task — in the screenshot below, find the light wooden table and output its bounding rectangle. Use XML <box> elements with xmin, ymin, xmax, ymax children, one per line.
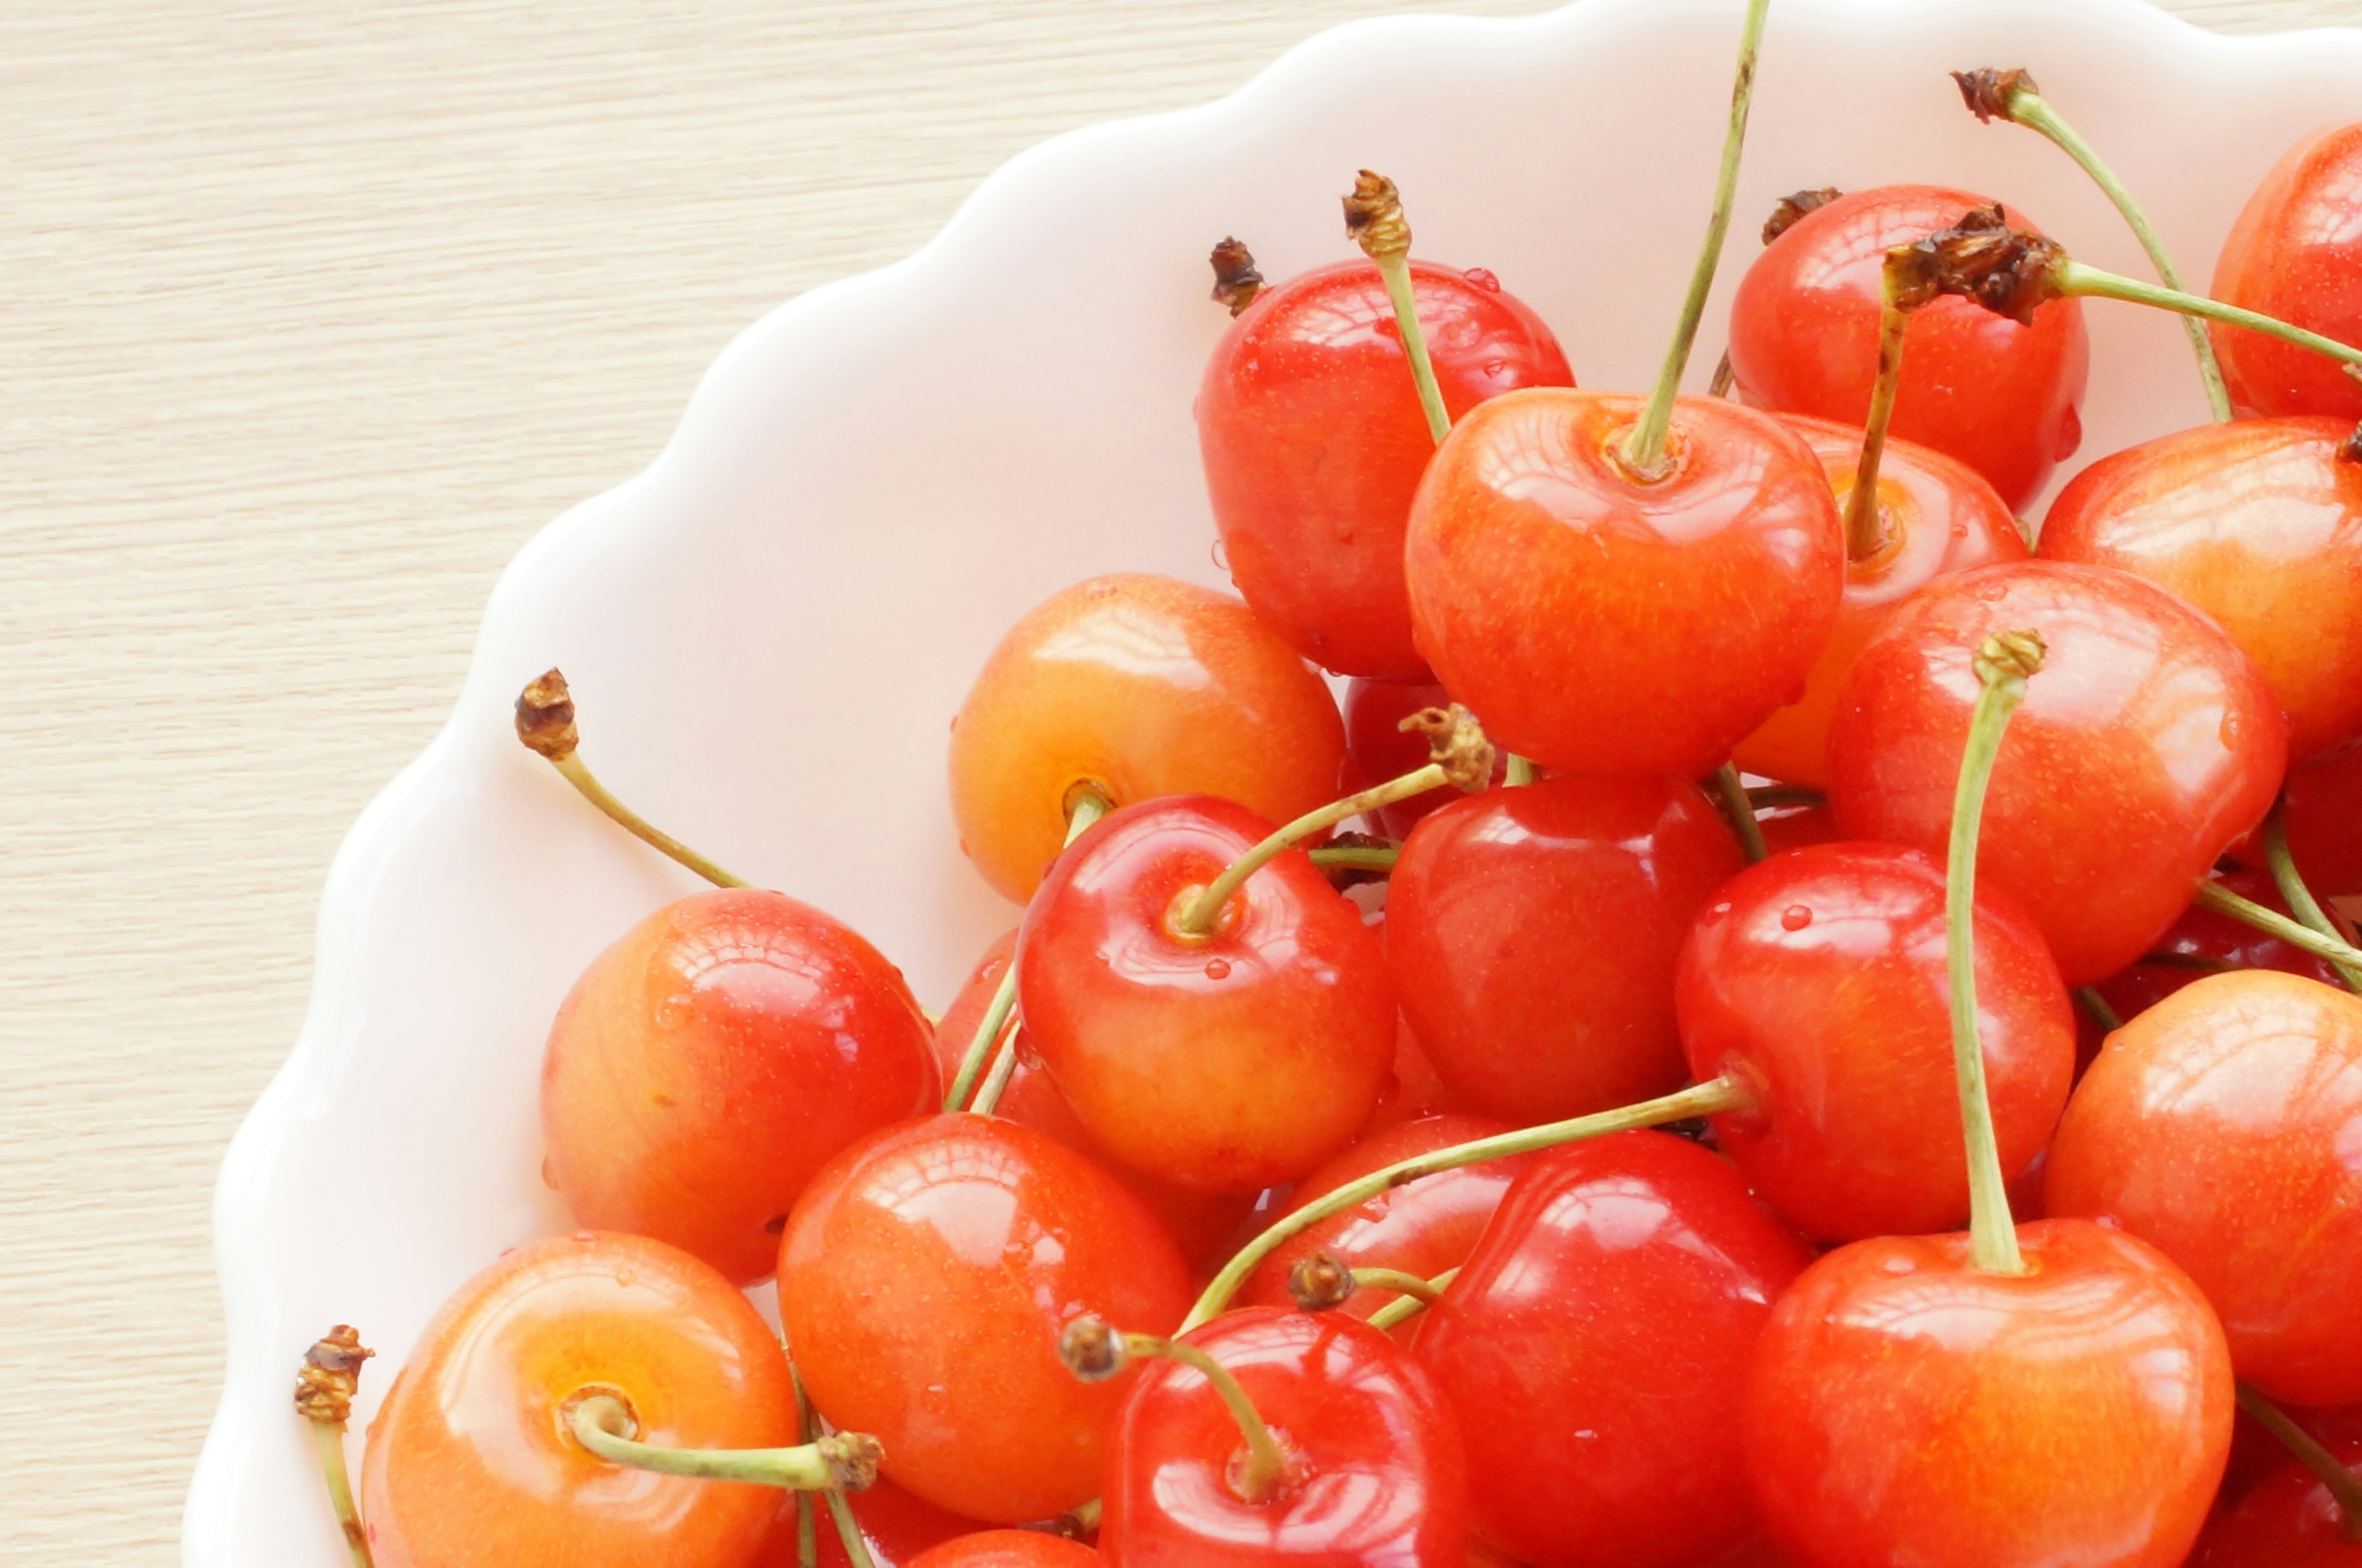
<box><xmin>0</xmin><ymin>0</ymin><xmax>2344</xmax><ymax>1559</ymax></box>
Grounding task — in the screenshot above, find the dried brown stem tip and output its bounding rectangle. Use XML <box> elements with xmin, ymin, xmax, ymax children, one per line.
<box><xmin>515</xmin><ymin>668</ymin><xmax>580</xmax><ymax>761</ymax></box>
<box><xmin>1952</xmin><ymin>67</ymin><xmax>2037</xmax><ymax>124</ymax></box>
<box><xmin>2343</xmin><ymin>421</ymin><xmax>2362</xmax><ymax>466</ymax></box>
<box><xmin>1973</xmin><ymin>627</ymin><xmax>2049</xmax><ymax>685</ymax></box>
<box><xmin>1059</xmin><ymin>1317</ymin><xmax>1129</xmax><ymax>1383</ymax></box>
<box><xmin>1343</xmin><ymin>171</ymin><xmax>1412</xmax><ymax>262</ymax></box>
<box><xmin>1209</xmin><ymin>237</ymin><xmax>1266</xmax><ymax>317</ymax></box>
<box><xmin>1317</xmin><ymin>830</ymin><xmax>1396</xmax><ymax>891</ymax></box>
<box><xmin>1885</xmin><ymin>204</ymin><xmax>2067</xmax><ymax>326</ymax></box>
<box><xmin>1399</xmin><ymin>703</ymin><xmax>1495</xmax><ymax>792</ymax></box>
<box><xmin>295</xmin><ymin>1326</ymin><xmax>374</xmax><ymax>1426</ymax></box>
<box><xmin>1287</xmin><ymin>1252</ymin><xmax>1361</xmax><ymax>1312</ymax></box>
<box><xmin>1762</xmin><ymin>186</ymin><xmax>1843</xmax><ymax>245</ymax></box>
<box><xmin>817</xmin><ymin>1431</ymin><xmax>885</xmax><ymax>1493</ymax></box>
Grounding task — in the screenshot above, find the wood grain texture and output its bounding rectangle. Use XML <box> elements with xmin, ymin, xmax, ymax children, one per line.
<box><xmin>0</xmin><ymin>0</ymin><xmax>2339</xmax><ymax>1558</ymax></box>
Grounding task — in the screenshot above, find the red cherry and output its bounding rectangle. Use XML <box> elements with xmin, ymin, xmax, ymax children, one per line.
<box><xmin>2211</xmin><ymin>122</ymin><xmax>2362</xmax><ymax>420</ymax></box>
<box><xmin>1728</xmin><ymin>185</ymin><xmax>2089</xmax><ymax>509</ymax></box>
<box><xmin>1199</xmin><ymin>258</ymin><xmax>1573</xmax><ymax>679</ymax></box>
<box><xmin>1386</xmin><ymin>776</ymin><xmax>1746</xmax><ymax>1122</ymax></box>
<box><xmin>1753</xmin><ymin>798</ymin><xmax>1837</xmax><ymax>856</ymax></box>
<box><xmin>1827</xmin><ymin>560</ymin><xmax>2288</xmax><ymax>984</ymax></box>
<box><xmin>541</xmin><ymin>888</ymin><xmax>939</xmax><ymax>1284</ymax></box>
<box><xmin>2230</xmin><ymin>746</ymin><xmax>2362</xmax><ymax>899</ymax></box>
<box><xmin>755</xmin><ymin>1478</ymin><xmax>983</xmax><ymax>1568</ymax></box>
<box><xmin>1732</xmin><ymin>413</ymin><xmax>2027</xmax><ymax>788</ymax></box>
<box><xmin>904</xmin><ymin>1533</ymin><xmax>1102</xmax><ymax>1568</ymax></box>
<box><xmin>2040</xmin><ymin>416</ymin><xmax>2362</xmax><ymax>762</ymax></box>
<box><xmin>1746</xmin><ymin>1219</ymin><xmax>2232</xmax><ymax>1568</ymax></box>
<box><xmin>1412</xmin><ymin>1132</ymin><xmax>1811</xmax><ymax>1568</ymax></box>
<box><xmin>1403</xmin><ymin>388</ymin><xmax>1844</xmax><ymax>777</ymax></box>
<box><xmin>360</xmin><ymin>1232</ymin><xmax>795</xmax><ymax>1568</ymax></box>
<box><xmin>1357</xmin><ymin>1017</ymin><xmax>1479</xmax><ymax>1140</ymax></box>
<box><xmin>1676</xmin><ymin>842</ymin><xmax>2075</xmax><ymax>1242</ymax></box>
<box><xmin>1100</xmin><ymin>1307</ymin><xmax>1468</xmax><ymax>1567</ymax></box>
<box><xmin>2090</xmin><ymin>868</ymin><xmax>2345</xmax><ymax>1033</ymax></box>
<box><xmin>2194</xmin><ymin>1435</ymin><xmax>2362</xmax><ymax>1566</ymax></box>
<box><xmin>2221</xmin><ymin>1404</ymin><xmax>2362</xmax><ymax>1522</ymax></box>
<box><xmin>1238</xmin><ymin>1112</ymin><xmax>1527</xmax><ymax>1322</ymax></box>
<box><xmin>2046</xmin><ymin>970</ymin><xmax>2362</xmax><ymax>1408</ymax></box>
<box><xmin>948</xmin><ymin>574</ymin><xmax>1348</xmax><ymax>904</ymax></box>
<box><xmin>1017</xmin><ymin>795</ymin><xmax>1394</xmax><ymax>1193</ymax></box>
<box><xmin>779</xmin><ymin>1115</ymin><xmax>1193</xmax><ymax>1523</ymax></box>
<box><xmin>1341</xmin><ymin>677</ymin><xmax>1506</xmax><ymax>838</ymax></box>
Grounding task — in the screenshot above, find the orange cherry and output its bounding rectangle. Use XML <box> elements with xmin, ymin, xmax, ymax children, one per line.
<box><xmin>905</xmin><ymin>1532</ymin><xmax>1102</xmax><ymax>1567</ymax></box>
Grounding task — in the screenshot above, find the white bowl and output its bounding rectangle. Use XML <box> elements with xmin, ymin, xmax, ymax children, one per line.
<box><xmin>186</xmin><ymin>1</ymin><xmax>2362</xmax><ymax>1561</ymax></box>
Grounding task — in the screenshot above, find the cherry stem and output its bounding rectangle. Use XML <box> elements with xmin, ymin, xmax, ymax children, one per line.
<box><xmin>2264</xmin><ymin>806</ymin><xmax>2362</xmax><ymax>992</ymax></box>
<box><xmin>1745</xmin><ymin>783</ymin><xmax>1825</xmax><ymax>810</ymax></box>
<box><xmin>1308</xmin><ymin>844</ymin><xmax>1399</xmax><ymax>872</ymax></box>
<box><xmin>1345</xmin><ymin>171</ymin><xmax>1452</xmax><ymax>444</ymax></box>
<box><xmin>2057</xmin><ymin>261</ymin><xmax>2362</xmax><ymax>378</ymax></box>
<box><xmin>1622</xmin><ymin>0</ymin><xmax>1772</xmax><ymax>477</ymax></box>
<box><xmin>2074</xmin><ymin>986</ymin><xmax>2124</xmax><ymax>1033</ymax></box>
<box><xmin>514</xmin><ymin>669</ymin><xmax>750</xmax><ymax>889</ymax></box>
<box><xmin>2195</xmin><ymin>879</ymin><xmax>2362</xmax><ymax>972</ymax></box>
<box><xmin>565</xmin><ymin>1393</ymin><xmax>881</xmax><ymax>1492</ymax></box>
<box><xmin>1948</xmin><ymin>631</ymin><xmax>2045</xmax><ymax>1276</ymax></box>
<box><xmin>306</xmin><ymin>1424</ymin><xmax>372</xmax><ymax>1568</ymax></box>
<box><xmin>1712</xmin><ymin>763</ymin><xmax>1770</xmax><ymax>864</ymax></box>
<box><xmin>790</xmin><ymin>1361</ymin><xmax>819</xmax><ymax>1568</ymax></box>
<box><xmin>1353</xmin><ymin>1267</ymin><xmax>1445</xmax><ymax>1303</ymax></box>
<box><xmin>823</xmin><ymin>1490</ymin><xmax>881</xmax><ymax>1568</ymax></box>
<box><xmin>1708</xmin><ymin>351</ymin><xmax>1736</xmax><ymax>399</ymax></box>
<box><xmin>2237</xmin><ymin>1383</ymin><xmax>2362</xmax><ymax>1540</ymax></box>
<box><xmin>1064</xmin><ymin>1323</ymin><xmax>1291</xmax><ymax>1504</ymax></box>
<box><xmin>1365</xmin><ymin>1267</ymin><xmax>1460</xmax><ymax>1333</ymax></box>
<box><xmin>942</xmin><ymin>788</ymin><xmax>1111</xmax><ymax>1112</ymax></box>
<box><xmin>1961</xmin><ymin>71</ymin><xmax>2230</xmax><ymax>421</ymax></box>
<box><xmin>1505</xmin><ymin>754</ymin><xmax>1538</xmax><ymax>786</ymax></box>
<box><xmin>294</xmin><ymin>1326</ymin><xmax>375</xmax><ymax>1568</ymax></box>
<box><xmin>1183</xmin><ymin>1075</ymin><xmax>1745</xmax><ymax>1331</ymax></box>
<box><xmin>1843</xmin><ymin>263</ymin><xmax>1912</xmax><ymax>560</ymax></box>
<box><xmin>969</xmin><ymin>1022</ymin><xmax>1027</xmax><ymax>1118</ymax></box>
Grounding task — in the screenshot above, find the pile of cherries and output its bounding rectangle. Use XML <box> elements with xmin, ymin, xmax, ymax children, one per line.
<box><xmin>308</xmin><ymin>12</ymin><xmax>2362</xmax><ymax>1568</ymax></box>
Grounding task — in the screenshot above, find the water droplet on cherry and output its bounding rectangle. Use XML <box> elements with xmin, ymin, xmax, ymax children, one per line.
<box><xmin>1205</xmin><ymin>957</ymin><xmax>1232</xmax><ymax>981</ymax></box>
<box><xmin>1781</xmin><ymin>905</ymin><xmax>1813</xmax><ymax>931</ymax></box>
<box><xmin>1212</xmin><ymin>538</ymin><xmax>1231</xmax><ymax>573</ymax></box>
<box><xmin>1464</xmin><ymin>266</ymin><xmax>1501</xmax><ymax>292</ymax></box>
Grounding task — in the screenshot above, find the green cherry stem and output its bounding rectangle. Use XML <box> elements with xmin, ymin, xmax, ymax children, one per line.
<box><xmin>1308</xmin><ymin>844</ymin><xmax>1401</xmax><ymax>873</ymax></box>
<box><xmin>942</xmin><ymin>787</ymin><xmax>1112</xmax><ymax>1112</ymax></box>
<box><xmin>1183</xmin><ymin>1075</ymin><xmax>1746</xmax><ymax>1332</ymax></box>
<box><xmin>1843</xmin><ymin>259</ymin><xmax>1914</xmax><ymax>560</ymax></box>
<box><xmin>565</xmin><ymin>1392</ymin><xmax>882</xmax><ymax>1492</ymax></box>
<box><xmin>969</xmin><ymin>1022</ymin><xmax>1027</xmax><ymax>1118</ymax></box>
<box><xmin>1060</xmin><ymin>1319</ymin><xmax>1292</xmax><ymax>1503</ymax></box>
<box><xmin>2059</xmin><ymin>261</ymin><xmax>2362</xmax><ymax>376</ymax></box>
<box><xmin>294</xmin><ymin>1327</ymin><xmax>375</xmax><ymax>1568</ymax></box>
<box><xmin>2237</xmin><ymin>1383</ymin><xmax>2362</xmax><ymax>1540</ymax></box>
<box><xmin>1622</xmin><ymin>0</ymin><xmax>1773</xmax><ymax>477</ymax></box>
<box><xmin>515</xmin><ymin>669</ymin><xmax>748</xmax><ymax>889</ymax></box>
<box><xmin>1954</xmin><ymin>68</ymin><xmax>2230</xmax><ymax>420</ymax></box>
<box><xmin>1351</xmin><ymin>1267</ymin><xmax>1447</xmax><ymax>1304</ymax></box>
<box><xmin>2195</xmin><ymin>878</ymin><xmax>2362</xmax><ymax>972</ymax></box>
<box><xmin>1744</xmin><ymin>783</ymin><xmax>1826</xmax><ymax>810</ymax></box>
<box><xmin>1345</xmin><ymin>171</ymin><xmax>1452</xmax><ymax>445</ymax></box>
<box><xmin>2074</xmin><ymin>986</ymin><xmax>2125</xmax><ymax>1034</ymax></box>
<box><xmin>823</xmin><ymin>1489</ymin><xmax>881</xmax><ymax>1568</ymax></box>
<box><xmin>1712</xmin><ymin>763</ymin><xmax>1770</xmax><ymax>864</ymax></box>
<box><xmin>2264</xmin><ymin>807</ymin><xmax>2362</xmax><ymax>992</ymax></box>
<box><xmin>790</xmin><ymin>1360</ymin><xmax>819</xmax><ymax>1568</ymax></box>
<box><xmin>1366</xmin><ymin>1268</ymin><xmax>1461</xmax><ymax>1333</ymax></box>
<box><xmin>1949</xmin><ymin>630</ymin><xmax>2046</xmax><ymax>1276</ymax></box>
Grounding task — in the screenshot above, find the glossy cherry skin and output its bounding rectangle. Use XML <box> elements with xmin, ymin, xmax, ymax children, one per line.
<box><xmin>1404</xmin><ymin>388</ymin><xmax>1845</xmax><ymax>778</ymax></box>
<box><xmin>756</xmin><ymin>1478</ymin><xmax>983</xmax><ymax>1568</ymax></box>
<box><xmin>1018</xmin><ymin>795</ymin><xmax>1394</xmax><ymax>1194</ymax></box>
<box><xmin>779</xmin><ymin>1115</ymin><xmax>1193</xmax><ymax>1524</ymax></box>
<box><xmin>1728</xmin><ymin>185</ymin><xmax>2089</xmax><ymax>510</ymax></box>
<box><xmin>1754</xmin><ymin>800</ymin><xmax>1837</xmax><ymax>856</ymax></box>
<box><xmin>2089</xmin><ymin>868</ymin><xmax>2346</xmax><ymax>1034</ymax></box>
<box><xmin>905</xmin><ymin>1533</ymin><xmax>1102</xmax><ymax>1568</ymax></box>
<box><xmin>1746</xmin><ymin>1218</ymin><xmax>2233</xmax><ymax>1568</ymax></box>
<box><xmin>1413</xmin><ymin>1132</ymin><xmax>1813</xmax><ymax>1568</ymax></box>
<box><xmin>1200</xmin><ymin>258</ymin><xmax>1574</xmax><ymax>679</ymax></box>
<box><xmin>949</xmin><ymin>574</ymin><xmax>1348</xmax><ymax>904</ymax></box>
<box><xmin>2193</xmin><ymin>1435</ymin><xmax>2362</xmax><ymax>1566</ymax></box>
<box><xmin>2244</xmin><ymin>745</ymin><xmax>2362</xmax><ymax>899</ymax></box>
<box><xmin>1100</xmin><ymin>1307</ymin><xmax>1469</xmax><ymax>1567</ymax></box>
<box><xmin>360</xmin><ymin>1232</ymin><xmax>795</xmax><ymax>1568</ymax></box>
<box><xmin>1677</xmin><ymin>842</ymin><xmax>2075</xmax><ymax>1242</ymax></box>
<box><xmin>1239</xmin><ymin>1113</ymin><xmax>1527</xmax><ymax>1322</ymax></box>
<box><xmin>936</xmin><ymin>932</ymin><xmax>1255</xmax><ymax>1267</ymax></box>
<box><xmin>1828</xmin><ymin>560</ymin><xmax>2289</xmax><ymax>985</ymax></box>
<box><xmin>2046</xmin><ymin>969</ymin><xmax>2362</xmax><ymax>1407</ymax></box>
<box><xmin>1357</xmin><ymin>1017</ymin><xmax>1477</xmax><ymax>1139</ymax></box>
<box><xmin>2042</xmin><ymin>416</ymin><xmax>2362</xmax><ymax>762</ymax></box>
<box><xmin>542</xmin><ymin>888</ymin><xmax>939</xmax><ymax>1284</ymax></box>
<box><xmin>2212</xmin><ymin>122</ymin><xmax>2362</xmax><ymax>420</ymax></box>
<box><xmin>1341</xmin><ymin>677</ymin><xmax>1506</xmax><ymax>838</ymax></box>
<box><xmin>1388</xmin><ymin>776</ymin><xmax>1746</xmax><ymax>1122</ymax></box>
<box><xmin>1733</xmin><ymin>413</ymin><xmax>2027</xmax><ymax>788</ymax></box>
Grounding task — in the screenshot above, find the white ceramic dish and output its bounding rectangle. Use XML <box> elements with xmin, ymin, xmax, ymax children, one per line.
<box><xmin>186</xmin><ymin>1</ymin><xmax>2362</xmax><ymax>1561</ymax></box>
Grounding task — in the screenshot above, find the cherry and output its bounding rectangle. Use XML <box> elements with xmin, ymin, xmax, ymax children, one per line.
<box><xmin>360</xmin><ymin>1232</ymin><xmax>801</xmax><ymax>1568</ymax></box>
<box><xmin>2088</xmin><ymin>867</ymin><xmax>2345</xmax><ymax>1035</ymax></box>
<box><xmin>2195</xmin><ymin>1435</ymin><xmax>2362</xmax><ymax>1566</ymax></box>
<box><xmin>1017</xmin><ymin>794</ymin><xmax>1394</xmax><ymax>1193</ymax></box>
<box><xmin>1676</xmin><ymin>841</ymin><xmax>2075</xmax><ymax>1243</ymax></box>
<box><xmin>1091</xmin><ymin>1307</ymin><xmax>1469</xmax><ymax>1566</ymax></box>
<box><xmin>1387</xmin><ymin>775</ymin><xmax>1746</xmax><ymax>1123</ymax></box>
<box><xmin>1727</xmin><ymin>185</ymin><xmax>2088</xmax><ymax>509</ymax></box>
<box><xmin>756</xmin><ymin>1477</ymin><xmax>981</xmax><ymax>1568</ymax></box>
<box><xmin>1341</xmin><ymin>677</ymin><xmax>1505</xmax><ymax>837</ymax></box>
<box><xmin>1731</xmin><ymin>413</ymin><xmax>2026</xmax><ymax>789</ymax></box>
<box><xmin>1827</xmin><ymin>560</ymin><xmax>2288</xmax><ymax>985</ymax></box>
<box><xmin>2232</xmin><ymin>746</ymin><xmax>2362</xmax><ymax>899</ymax></box>
<box><xmin>2045</xmin><ymin>969</ymin><xmax>2362</xmax><ymax>1408</ymax></box>
<box><xmin>948</xmin><ymin>574</ymin><xmax>1347</xmax><ymax>905</ymax></box>
<box><xmin>1752</xmin><ymin>797</ymin><xmax>1835</xmax><ymax>855</ymax></box>
<box><xmin>779</xmin><ymin>1115</ymin><xmax>1193</xmax><ymax>1524</ymax></box>
<box><xmin>1745</xmin><ymin>1219</ymin><xmax>2233</xmax><ymax>1568</ymax></box>
<box><xmin>1237</xmin><ymin>1112</ymin><xmax>1527</xmax><ymax>1323</ymax></box>
<box><xmin>2211</xmin><ymin>122</ymin><xmax>2362</xmax><ymax>420</ymax></box>
<box><xmin>1411</xmin><ymin>1132</ymin><xmax>1813</xmax><ymax>1568</ymax></box>
<box><xmin>1198</xmin><ymin>250</ymin><xmax>1572</xmax><ymax>679</ymax></box>
<box><xmin>1356</xmin><ymin>1017</ymin><xmax>1477</xmax><ymax>1139</ymax></box>
<box><xmin>904</xmin><ymin>1534</ymin><xmax>1102</xmax><ymax>1568</ymax></box>
<box><xmin>541</xmin><ymin>888</ymin><xmax>939</xmax><ymax>1284</ymax></box>
<box><xmin>2040</xmin><ymin>416</ymin><xmax>2362</xmax><ymax>762</ymax></box>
